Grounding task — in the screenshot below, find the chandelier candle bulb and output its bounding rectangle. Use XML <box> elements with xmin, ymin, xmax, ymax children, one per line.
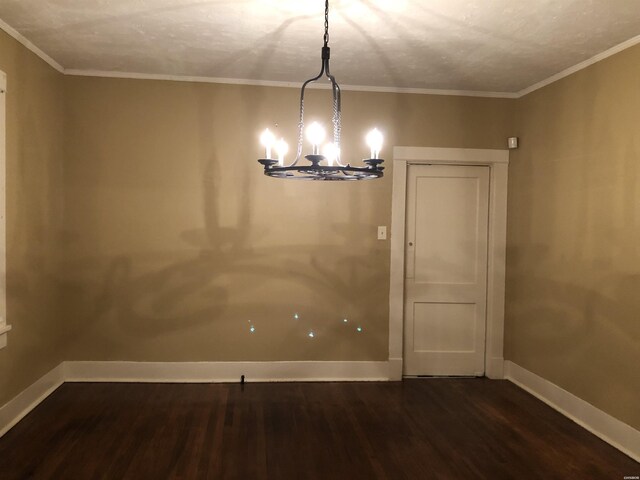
<box><xmin>306</xmin><ymin>122</ymin><xmax>325</xmax><ymax>155</ymax></box>
<box><xmin>260</xmin><ymin>129</ymin><xmax>276</xmax><ymax>159</ymax></box>
<box><xmin>323</xmin><ymin>142</ymin><xmax>340</xmax><ymax>166</ymax></box>
<box><xmin>366</xmin><ymin>128</ymin><xmax>384</xmax><ymax>159</ymax></box>
<box><xmin>276</xmin><ymin>138</ymin><xmax>288</xmax><ymax>166</ymax></box>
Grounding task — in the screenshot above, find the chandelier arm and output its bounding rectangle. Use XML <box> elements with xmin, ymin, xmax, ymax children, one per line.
<box><xmin>289</xmin><ymin>62</ymin><xmax>326</xmax><ymax>167</ymax></box>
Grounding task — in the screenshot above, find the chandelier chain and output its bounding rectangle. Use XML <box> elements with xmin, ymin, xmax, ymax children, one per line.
<box><xmin>333</xmin><ymin>95</ymin><xmax>341</xmax><ymax>151</ymax></box>
<box><xmin>324</xmin><ymin>0</ymin><xmax>330</xmax><ymax>47</ymax></box>
<box><xmin>297</xmin><ymin>99</ymin><xmax>305</xmax><ymax>161</ymax></box>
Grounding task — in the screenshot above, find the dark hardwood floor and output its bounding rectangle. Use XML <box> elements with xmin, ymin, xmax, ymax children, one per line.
<box><xmin>0</xmin><ymin>379</ymin><xmax>637</xmax><ymax>479</ymax></box>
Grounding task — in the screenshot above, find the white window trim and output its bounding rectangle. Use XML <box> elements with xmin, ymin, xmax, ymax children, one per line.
<box><xmin>388</xmin><ymin>146</ymin><xmax>509</xmax><ymax>380</ymax></box>
<box><xmin>0</xmin><ymin>70</ymin><xmax>9</xmax><ymax>350</ymax></box>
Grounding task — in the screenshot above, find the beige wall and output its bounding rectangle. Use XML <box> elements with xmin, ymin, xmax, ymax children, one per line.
<box><xmin>506</xmin><ymin>44</ymin><xmax>640</xmax><ymax>429</ymax></box>
<box><xmin>0</xmin><ymin>32</ymin><xmax>65</xmax><ymax>405</ymax></box>
<box><xmin>60</xmin><ymin>76</ymin><xmax>513</xmax><ymax>362</ymax></box>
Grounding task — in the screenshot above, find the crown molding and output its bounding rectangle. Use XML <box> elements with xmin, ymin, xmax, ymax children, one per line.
<box><xmin>64</xmin><ymin>69</ymin><xmax>518</xmax><ymax>98</ymax></box>
<box><xmin>516</xmin><ymin>33</ymin><xmax>640</xmax><ymax>97</ymax></box>
<box><xmin>0</xmin><ymin>17</ymin><xmax>64</xmax><ymax>73</ymax></box>
<box><xmin>1</xmin><ymin>17</ymin><xmax>639</xmax><ymax>100</ymax></box>
<box><xmin>65</xmin><ymin>69</ymin><xmax>305</xmax><ymax>89</ymax></box>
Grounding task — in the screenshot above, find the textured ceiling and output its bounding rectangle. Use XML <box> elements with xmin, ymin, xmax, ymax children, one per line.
<box><xmin>1</xmin><ymin>0</ymin><xmax>640</xmax><ymax>93</ymax></box>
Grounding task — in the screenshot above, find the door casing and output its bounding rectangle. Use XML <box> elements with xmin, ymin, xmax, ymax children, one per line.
<box><xmin>388</xmin><ymin>147</ymin><xmax>509</xmax><ymax>380</ymax></box>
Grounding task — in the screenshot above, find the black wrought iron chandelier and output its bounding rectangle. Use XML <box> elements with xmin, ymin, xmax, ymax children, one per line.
<box><xmin>258</xmin><ymin>0</ymin><xmax>384</xmax><ymax>181</ymax></box>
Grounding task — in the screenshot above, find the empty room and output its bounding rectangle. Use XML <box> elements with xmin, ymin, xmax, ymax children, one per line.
<box><xmin>0</xmin><ymin>0</ymin><xmax>638</xmax><ymax>478</ymax></box>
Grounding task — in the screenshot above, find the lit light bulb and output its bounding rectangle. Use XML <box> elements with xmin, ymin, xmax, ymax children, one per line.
<box><xmin>294</xmin><ymin>313</ymin><xmax>299</xmax><ymax>320</ymax></box>
<box><xmin>308</xmin><ymin>331</ymin><xmax>315</xmax><ymax>338</ymax></box>
<box><xmin>343</xmin><ymin>318</ymin><xmax>348</xmax><ymax>323</ymax></box>
<box><xmin>357</xmin><ymin>326</ymin><xmax>363</xmax><ymax>332</ymax></box>
<box><xmin>306</xmin><ymin>122</ymin><xmax>325</xmax><ymax>154</ymax></box>
<box><xmin>250</xmin><ymin>325</ymin><xmax>256</xmax><ymax>333</ymax></box>
<box><xmin>323</xmin><ymin>142</ymin><xmax>340</xmax><ymax>166</ymax></box>
<box><xmin>365</xmin><ymin>128</ymin><xmax>383</xmax><ymax>159</ymax></box>
<box><xmin>260</xmin><ymin>128</ymin><xmax>276</xmax><ymax>159</ymax></box>
<box><xmin>276</xmin><ymin>138</ymin><xmax>288</xmax><ymax>166</ymax></box>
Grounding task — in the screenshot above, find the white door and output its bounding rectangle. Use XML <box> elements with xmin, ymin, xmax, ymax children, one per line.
<box><xmin>404</xmin><ymin>164</ymin><xmax>490</xmax><ymax>376</ymax></box>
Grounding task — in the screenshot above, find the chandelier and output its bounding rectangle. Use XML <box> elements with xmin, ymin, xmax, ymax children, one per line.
<box><xmin>258</xmin><ymin>0</ymin><xmax>385</xmax><ymax>181</ymax></box>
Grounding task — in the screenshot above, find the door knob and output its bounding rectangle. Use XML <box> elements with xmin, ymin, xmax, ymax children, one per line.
<box><xmin>408</xmin><ymin>242</ymin><xmax>413</xmax><ymax>246</ymax></box>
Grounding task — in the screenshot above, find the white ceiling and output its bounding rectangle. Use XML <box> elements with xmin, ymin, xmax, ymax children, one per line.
<box><xmin>1</xmin><ymin>0</ymin><xmax>640</xmax><ymax>94</ymax></box>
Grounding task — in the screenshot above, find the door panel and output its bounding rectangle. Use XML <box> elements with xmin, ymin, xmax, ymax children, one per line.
<box><xmin>404</xmin><ymin>165</ymin><xmax>490</xmax><ymax>376</ymax></box>
<box><xmin>413</xmin><ymin>176</ymin><xmax>480</xmax><ymax>284</ymax></box>
<box><xmin>413</xmin><ymin>302</ymin><xmax>477</xmax><ymax>352</ymax></box>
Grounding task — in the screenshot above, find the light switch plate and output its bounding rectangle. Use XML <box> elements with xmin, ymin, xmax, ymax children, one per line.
<box><xmin>377</xmin><ymin>226</ymin><xmax>387</xmax><ymax>240</ymax></box>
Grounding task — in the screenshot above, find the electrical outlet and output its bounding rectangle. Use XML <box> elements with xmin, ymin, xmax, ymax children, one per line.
<box><xmin>377</xmin><ymin>226</ymin><xmax>387</xmax><ymax>240</ymax></box>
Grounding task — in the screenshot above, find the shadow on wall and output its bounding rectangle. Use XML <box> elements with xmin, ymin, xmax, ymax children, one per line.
<box><xmin>56</xmin><ymin>83</ymin><xmax>389</xmax><ymax>361</ymax></box>
<box><xmin>57</xmin><ymin>177</ymin><xmax>388</xmax><ymax>360</ymax></box>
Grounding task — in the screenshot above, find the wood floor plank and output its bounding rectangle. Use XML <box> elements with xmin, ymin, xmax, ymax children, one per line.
<box><xmin>0</xmin><ymin>379</ymin><xmax>637</xmax><ymax>479</ymax></box>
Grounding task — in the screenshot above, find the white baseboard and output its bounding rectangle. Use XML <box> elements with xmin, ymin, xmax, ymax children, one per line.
<box><xmin>0</xmin><ymin>360</ymin><xmax>393</xmax><ymax>438</ymax></box>
<box><xmin>505</xmin><ymin>361</ymin><xmax>640</xmax><ymax>462</ymax></box>
<box><xmin>0</xmin><ymin>364</ymin><xmax>64</xmax><ymax>437</ymax></box>
<box><xmin>63</xmin><ymin>360</ymin><xmax>394</xmax><ymax>383</ymax></box>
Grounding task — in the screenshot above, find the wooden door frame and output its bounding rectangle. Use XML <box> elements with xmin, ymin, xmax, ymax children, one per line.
<box><xmin>388</xmin><ymin>147</ymin><xmax>509</xmax><ymax>380</ymax></box>
<box><xmin>0</xmin><ymin>71</ymin><xmax>8</xmax><ymax>350</ymax></box>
